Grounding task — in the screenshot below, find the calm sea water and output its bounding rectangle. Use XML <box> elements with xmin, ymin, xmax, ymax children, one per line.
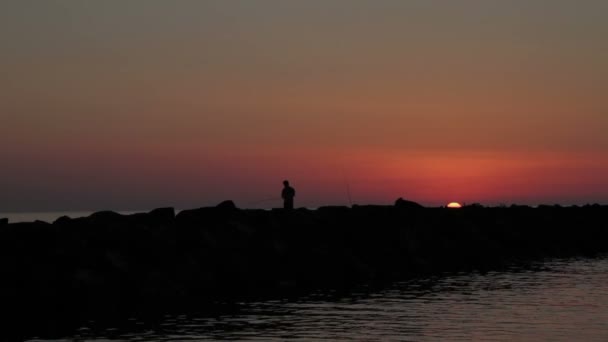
<box><xmin>25</xmin><ymin>256</ymin><xmax>608</xmax><ymax>341</ymax></box>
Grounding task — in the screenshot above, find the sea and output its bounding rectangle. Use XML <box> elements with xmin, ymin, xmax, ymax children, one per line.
<box><xmin>5</xmin><ymin>212</ymin><xmax>608</xmax><ymax>341</ymax></box>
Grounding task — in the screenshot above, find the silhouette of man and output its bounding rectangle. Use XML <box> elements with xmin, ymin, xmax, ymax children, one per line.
<box><xmin>282</xmin><ymin>180</ymin><xmax>296</xmax><ymax>210</ymax></box>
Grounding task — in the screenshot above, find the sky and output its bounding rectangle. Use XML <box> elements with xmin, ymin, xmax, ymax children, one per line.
<box><xmin>1</xmin><ymin>0</ymin><xmax>608</xmax><ymax>211</ymax></box>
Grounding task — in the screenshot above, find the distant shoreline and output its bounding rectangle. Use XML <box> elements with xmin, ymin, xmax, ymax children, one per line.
<box><xmin>0</xmin><ymin>211</ymin><xmax>142</xmax><ymax>224</ymax></box>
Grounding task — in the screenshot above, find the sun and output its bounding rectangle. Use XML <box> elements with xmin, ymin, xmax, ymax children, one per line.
<box><xmin>447</xmin><ymin>202</ymin><xmax>462</xmax><ymax>208</ymax></box>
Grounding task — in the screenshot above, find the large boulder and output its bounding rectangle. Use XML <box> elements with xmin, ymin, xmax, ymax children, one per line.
<box><xmin>53</xmin><ymin>216</ymin><xmax>71</xmax><ymax>225</ymax></box>
<box><xmin>89</xmin><ymin>210</ymin><xmax>124</xmax><ymax>222</ymax></box>
<box><xmin>148</xmin><ymin>207</ymin><xmax>175</xmax><ymax>223</ymax></box>
<box><xmin>394</xmin><ymin>197</ymin><xmax>424</xmax><ymax>209</ymax></box>
<box><xmin>216</xmin><ymin>200</ymin><xmax>237</xmax><ymax>210</ymax></box>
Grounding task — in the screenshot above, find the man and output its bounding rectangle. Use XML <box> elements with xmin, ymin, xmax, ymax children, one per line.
<box><xmin>281</xmin><ymin>180</ymin><xmax>296</xmax><ymax>210</ymax></box>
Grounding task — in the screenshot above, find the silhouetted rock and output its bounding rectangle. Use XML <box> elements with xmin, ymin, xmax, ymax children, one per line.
<box><xmin>317</xmin><ymin>205</ymin><xmax>350</xmax><ymax>213</ymax></box>
<box><xmin>394</xmin><ymin>197</ymin><xmax>424</xmax><ymax>209</ymax></box>
<box><xmin>53</xmin><ymin>215</ymin><xmax>71</xmax><ymax>225</ymax></box>
<box><xmin>216</xmin><ymin>200</ymin><xmax>237</xmax><ymax>210</ymax></box>
<box><xmin>89</xmin><ymin>210</ymin><xmax>124</xmax><ymax>221</ymax></box>
<box><xmin>149</xmin><ymin>207</ymin><xmax>175</xmax><ymax>220</ymax></box>
<box><xmin>0</xmin><ymin>218</ymin><xmax>7</xmax><ymax>225</ymax></box>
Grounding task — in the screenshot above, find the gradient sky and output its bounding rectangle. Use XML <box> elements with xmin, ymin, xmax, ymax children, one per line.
<box><xmin>2</xmin><ymin>0</ymin><xmax>608</xmax><ymax>211</ymax></box>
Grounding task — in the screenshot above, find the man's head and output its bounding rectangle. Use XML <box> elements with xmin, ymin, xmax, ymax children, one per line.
<box><xmin>283</xmin><ymin>180</ymin><xmax>290</xmax><ymax>187</ymax></box>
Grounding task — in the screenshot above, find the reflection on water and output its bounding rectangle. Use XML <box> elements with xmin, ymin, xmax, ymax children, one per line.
<box><xmin>28</xmin><ymin>257</ymin><xmax>608</xmax><ymax>341</ymax></box>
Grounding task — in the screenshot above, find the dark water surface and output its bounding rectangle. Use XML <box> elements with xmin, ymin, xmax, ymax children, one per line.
<box><xmin>26</xmin><ymin>256</ymin><xmax>608</xmax><ymax>341</ymax></box>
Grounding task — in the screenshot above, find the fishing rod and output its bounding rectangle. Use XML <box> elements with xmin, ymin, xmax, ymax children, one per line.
<box><xmin>346</xmin><ymin>180</ymin><xmax>353</xmax><ymax>207</ymax></box>
<box><xmin>342</xmin><ymin>168</ymin><xmax>353</xmax><ymax>207</ymax></box>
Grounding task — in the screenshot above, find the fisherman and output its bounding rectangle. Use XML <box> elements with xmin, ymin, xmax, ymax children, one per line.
<box><xmin>281</xmin><ymin>180</ymin><xmax>296</xmax><ymax>210</ymax></box>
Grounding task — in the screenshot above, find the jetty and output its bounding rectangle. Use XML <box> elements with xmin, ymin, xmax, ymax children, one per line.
<box><xmin>1</xmin><ymin>200</ymin><xmax>607</xmax><ymax>337</ymax></box>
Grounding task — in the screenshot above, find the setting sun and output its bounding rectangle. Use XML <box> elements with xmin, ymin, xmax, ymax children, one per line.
<box><xmin>447</xmin><ymin>202</ymin><xmax>463</xmax><ymax>208</ymax></box>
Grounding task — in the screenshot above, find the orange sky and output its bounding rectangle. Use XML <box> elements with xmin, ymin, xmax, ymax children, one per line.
<box><xmin>1</xmin><ymin>1</ymin><xmax>607</xmax><ymax>210</ymax></box>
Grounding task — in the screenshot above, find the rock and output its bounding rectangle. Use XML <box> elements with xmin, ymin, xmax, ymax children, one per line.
<box><xmin>148</xmin><ymin>207</ymin><xmax>175</xmax><ymax>223</ymax></box>
<box><xmin>216</xmin><ymin>200</ymin><xmax>237</xmax><ymax>210</ymax></box>
<box><xmin>53</xmin><ymin>216</ymin><xmax>71</xmax><ymax>225</ymax></box>
<box><xmin>89</xmin><ymin>210</ymin><xmax>124</xmax><ymax>221</ymax></box>
<box><xmin>394</xmin><ymin>197</ymin><xmax>424</xmax><ymax>209</ymax></box>
<box><xmin>318</xmin><ymin>205</ymin><xmax>350</xmax><ymax>211</ymax></box>
<box><xmin>0</xmin><ymin>218</ymin><xmax>7</xmax><ymax>225</ymax></box>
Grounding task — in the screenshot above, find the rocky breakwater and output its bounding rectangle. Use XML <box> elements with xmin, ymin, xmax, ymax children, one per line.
<box><xmin>1</xmin><ymin>201</ymin><xmax>608</xmax><ymax>334</ymax></box>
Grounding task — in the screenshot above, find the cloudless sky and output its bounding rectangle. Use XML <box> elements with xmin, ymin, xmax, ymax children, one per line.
<box><xmin>2</xmin><ymin>0</ymin><xmax>607</xmax><ymax>211</ymax></box>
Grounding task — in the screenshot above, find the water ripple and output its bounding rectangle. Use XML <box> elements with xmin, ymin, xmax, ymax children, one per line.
<box><xmin>28</xmin><ymin>256</ymin><xmax>608</xmax><ymax>341</ymax></box>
